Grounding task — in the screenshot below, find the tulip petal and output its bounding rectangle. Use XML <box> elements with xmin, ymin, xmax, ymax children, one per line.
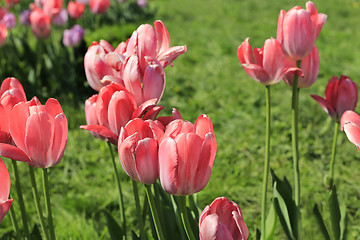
<box><xmin>137</xmin><ymin>24</ymin><xmax>157</xmax><ymax>72</ymax></box>
<box><xmin>157</xmin><ymin>45</ymin><xmax>187</xmax><ymax>68</ymax></box>
<box><xmin>123</xmin><ymin>55</ymin><xmax>143</xmax><ymax>105</ymax></box>
<box><xmin>311</xmin><ymin>95</ymin><xmax>336</xmax><ymax>119</ymax></box>
<box><xmin>341</xmin><ymin>111</ymin><xmax>360</xmax><ymax>149</ymax></box>
<box><xmin>118</xmin><ymin>133</ymin><xmax>140</xmax><ymax>182</ymax></box>
<box><xmin>0</xmin><ymin>199</ymin><xmax>12</xmax><ymax>224</ymax></box>
<box><xmin>154</xmin><ymin>20</ymin><xmax>170</xmax><ymax>54</ymax></box>
<box><xmin>262</xmin><ymin>38</ymin><xmax>284</xmax><ymax>82</ymax></box>
<box><xmin>45</xmin><ymin>98</ymin><xmax>64</xmax><ymax>119</ymax></box>
<box><xmin>10</xmin><ymin>101</ymin><xmax>30</xmax><ymax>151</ymax></box>
<box><xmin>0</xmin><ymin>105</ymin><xmax>10</xmax><ymax>144</ymax></box>
<box><xmin>135</xmin><ymin>138</ymin><xmax>159</xmax><ymax>184</ymax></box>
<box><xmin>80</xmin><ymin>125</ymin><xmax>118</xmax><ymax>145</ymax></box>
<box><xmin>159</xmin><ymin>137</ymin><xmax>178</xmax><ymax>195</ymax></box>
<box><xmin>132</xmin><ymin>98</ymin><xmax>157</xmax><ymax>119</ymax></box>
<box><xmin>199</xmin><ymin>214</ymin><xmax>220</xmax><ymax>240</ymax></box>
<box><xmin>143</xmin><ymin>63</ymin><xmax>166</xmax><ymax>103</ymax></box>
<box><xmin>241</xmin><ymin>63</ymin><xmax>270</xmax><ymax>84</ymax></box>
<box><xmin>0</xmin><ymin>158</ymin><xmax>11</xmax><ymax>201</ymax></box>
<box><xmin>51</xmin><ymin>113</ymin><xmax>68</xmax><ymax>167</ymax></box>
<box><xmin>0</xmin><ymin>143</ymin><xmax>30</xmax><ymax>163</ymax></box>
<box><xmin>237</xmin><ymin>38</ymin><xmax>255</xmax><ymax>65</ymax></box>
<box><xmin>143</xmin><ymin>105</ymin><xmax>164</xmax><ymax>120</ymax></box>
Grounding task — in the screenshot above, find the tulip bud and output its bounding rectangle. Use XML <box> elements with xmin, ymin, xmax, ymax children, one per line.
<box><xmin>341</xmin><ymin>110</ymin><xmax>360</xmax><ymax>152</ymax></box>
<box><xmin>0</xmin><ymin>158</ymin><xmax>13</xmax><ymax>224</ymax></box>
<box><xmin>67</xmin><ymin>1</ymin><xmax>85</xmax><ymax>19</ymax></box>
<box><xmin>29</xmin><ymin>8</ymin><xmax>51</xmax><ymax>39</ymax></box>
<box><xmin>89</xmin><ymin>0</ymin><xmax>110</xmax><ymax>14</ymax></box>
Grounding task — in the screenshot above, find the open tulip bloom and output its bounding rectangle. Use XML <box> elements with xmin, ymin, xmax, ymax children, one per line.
<box><xmin>341</xmin><ymin>110</ymin><xmax>360</xmax><ymax>152</ymax></box>
<box><xmin>0</xmin><ymin>158</ymin><xmax>12</xmax><ymax>224</ymax></box>
<box><xmin>0</xmin><ymin>97</ymin><xmax>68</xmax><ymax>168</ymax></box>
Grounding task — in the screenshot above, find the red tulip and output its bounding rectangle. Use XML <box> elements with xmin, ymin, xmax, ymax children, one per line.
<box><xmin>0</xmin><ymin>158</ymin><xmax>12</xmax><ymax>224</ymax></box>
<box><xmin>199</xmin><ymin>197</ymin><xmax>249</xmax><ymax>240</ymax></box>
<box><xmin>81</xmin><ymin>82</ymin><xmax>163</xmax><ymax>145</ymax></box>
<box><xmin>277</xmin><ymin>1</ymin><xmax>327</xmax><ymax>60</ymax></box>
<box><xmin>67</xmin><ymin>1</ymin><xmax>85</xmax><ymax>19</ymax></box>
<box><xmin>0</xmin><ymin>24</ymin><xmax>7</xmax><ymax>46</ymax></box>
<box><xmin>29</xmin><ymin>8</ymin><xmax>51</xmax><ymax>39</ymax></box>
<box><xmin>312</xmin><ymin>75</ymin><xmax>358</xmax><ymax>121</ymax></box>
<box><xmin>159</xmin><ymin>114</ymin><xmax>216</xmax><ymax>196</ymax></box>
<box><xmin>118</xmin><ymin>118</ymin><xmax>164</xmax><ymax>184</ymax></box>
<box><xmin>89</xmin><ymin>0</ymin><xmax>110</xmax><ymax>14</ymax></box>
<box><xmin>0</xmin><ymin>97</ymin><xmax>68</xmax><ymax>168</ymax></box>
<box><xmin>237</xmin><ymin>38</ymin><xmax>302</xmax><ymax>85</ymax></box>
<box><xmin>0</xmin><ymin>77</ymin><xmax>26</xmax><ymax>144</ymax></box>
<box><xmin>341</xmin><ymin>111</ymin><xmax>360</xmax><ymax>152</ymax></box>
<box><xmin>43</xmin><ymin>0</ymin><xmax>63</xmax><ymax>18</ymax></box>
<box><xmin>284</xmin><ymin>45</ymin><xmax>319</xmax><ymax>88</ymax></box>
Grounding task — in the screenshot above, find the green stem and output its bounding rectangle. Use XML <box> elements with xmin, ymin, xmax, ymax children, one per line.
<box><xmin>11</xmin><ymin>160</ymin><xmax>30</xmax><ymax>239</ymax></box>
<box><xmin>261</xmin><ymin>85</ymin><xmax>271</xmax><ymax>240</ymax></box>
<box><xmin>107</xmin><ymin>142</ymin><xmax>127</xmax><ymax>233</ymax></box>
<box><xmin>329</xmin><ymin>121</ymin><xmax>339</xmax><ymax>190</ymax></box>
<box><xmin>29</xmin><ymin>166</ymin><xmax>49</xmax><ymax>240</ymax></box>
<box><xmin>154</xmin><ymin>182</ymin><xmax>165</xmax><ymax>234</ymax></box>
<box><xmin>132</xmin><ymin>180</ymin><xmax>145</xmax><ymax>240</ymax></box>
<box><xmin>144</xmin><ymin>184</ymin><xmax>165</xmax><ymax>240</ymax></box>
<box><xmin>9</xmin><ymin>197</ymin><xmax>21</xmax><ymax>240</ymax></box>
<box><xmin>292</xmin><ymin>60</ymin><xmax>302</xmax><ymax>207</ymax></box>
<box><xmin>42</xmin><ymin>169</ymin><xmax>56</xmax><ymax>240</ymax></box>
<box><xmin>178</xmin><ymin>196</ymin><xmax>196</xmax><ymax>240</ymax></box>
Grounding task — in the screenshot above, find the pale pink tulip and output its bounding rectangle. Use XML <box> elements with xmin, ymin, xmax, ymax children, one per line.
<box><xmin>118</xmin><ymin>118</ymin><xmax>164</xmax><ymax>184</ymax></box>
<box><xmin>81</xmin><ymin>82</ymin><xmax>163</xmax><ymax>145</ymax></box>
<box><xmin>0</xmin><ymin>77</ymin><xmax>27</xmax><ymax>144</ymax></box>
<box><xmin>199</xmin><ymin>197</ymin><xmax>249</xmax><ymax>240</ymax></box>
<box><xmin>67</xmin><ymin>1</ymin><xmax>85</xmax><ymax>19</ymax></box>
<box><xmin>277</xmin><ymin>1</ymin><xmax>327</xmax><ymax>60</ymax></box>
<box><xmin>29</xmin><ymin>8</ymin><xmax>51</xmax><ymax>39</ymax></box>
<box><xmin>311</xmin><ymin>75</ymin><xmax>358</xmax><ymax>121</ymax></box>
<box><xmin>284</xmin><ymin>45</ymin><xmax>319</xmax><ymax>88</ymax></box>
<box><xmin>341</xmin><ymin>110</ymin><xmax>360</xmax><ymax>151</ymax></box>
<box><xmin>159</xmin><ymin>114</ymin><xmax>217</xmax><ymax>196</ymax></box>
<box><xmin>43</xmin><ymin>0</ymin><xmax>63</xmax><ymax>18</ymax></box>
<box><xmin>89</xmin><ymin>0</ymin><xmax>110</xmax><ymax>14</ymax></box>
<box><xmin>0</xmin><ymin>158</ymin><xmax>12</xmax><ymax>224</ymax></box>
<box><xmin>0</xmin><ymin>97</ymin><xmax>68</xmax><ymax>168</ymax></box>
<box><xmin>237</xmin><ymin>38</ymin><xmax>302</xmax><ymax>85</ymax></box>
<box><xmin>0</xmin><ymin>24</ymin><xmax>7</xmax><ymax>46</ymax></box>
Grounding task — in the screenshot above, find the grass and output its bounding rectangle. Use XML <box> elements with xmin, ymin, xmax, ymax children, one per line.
<box><xmin>2</xmin><ymin>0</ymin><xmax>360</xmax><ymax>239</ymax></box>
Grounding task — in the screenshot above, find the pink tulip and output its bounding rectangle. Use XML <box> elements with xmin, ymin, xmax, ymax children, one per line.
<box><xmin>0</xmin><ymin>97</ymin><xmax>68</xmax><ymax>168</ymax></box>
<box><xmin>157</xmin><ymin>108</ymin><xmax>182</xmax><ymax>127</ymax></box>
<box><xmin>84</xmin><ymin>40</ymin><xmax>122</xmax><ymax>91</ymax></box>
<box><xmin>0</xmin><ymin>158</ymin><xmax>12</xmax><ymax>224</ymax></box>
<box><xmin>29</xmin><ymin>8</ymin><xmax>51</xmax><ymax>39</ymax></box>
<box><xmin>284</xmin><ymin>45</ymin><xmax>319</xmax><ymax>88</ymax></box>
<box><xmin>311</xmin><ymin>75</ymin><xmax>358</xmax><ymax>121</ymax></box>
<box><xmin>159</xmin><ymin>114</ymin><xmax>217</xmax><ymax>196</ymax></box>
<box><xmin>81</xmin><ymin>82</ymin><xmax>163</xmax><ymax>145</ymax></box>
<box><xmin>0</xmin><ymin>24</ymin><xmax>7</xmax><ymax>46</ymax></box>
<box><xmin>0</xmin><ymin>77</ymin><xmax>27</xmax><ymax>144</ymax></box>
<box><xmin>89</xmin><ymin>0</ymin><xmax>110</xmax><ymax>14</ymax></box>
<box><xmin>43</xmin><ymin>0</ymin><xmax>63</xmax><ymax>18</ymax></box>
<box><xmin>67</xmin><ymin>1</ymin><xmax>85</xmax><ymax>19</ymax></box>
<box><xmin>199</xmin><ymin>197</ymin><xmax>249</xmax><ymax>240</ymax></box>
<box><xmin>118</xmin><ymin>118</ymin><xmax>164</xmax><ymax>184</ymax></box>
<box><xmin>277</xmin><ymin>1</ymin><xmax>327</xmax><ymax>60</ymax></box>
<box><xmin>237</xmin><ymin>38</ymin><xmax>302</xmax><ymax>85</ymax></box>
<box><xmin>341</xmin><ymin>110</ymin><xmax>360</xmax><ymax>151</ymax></box>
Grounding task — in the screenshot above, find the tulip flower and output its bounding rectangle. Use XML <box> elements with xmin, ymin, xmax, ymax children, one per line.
<box><xmin>29</xmin><ymin>8</ymin><xmax>51</xmax><ymax>39</ymax></box>
<box><xmin>43</xmin><ymin>0</ymin><xmax>63</xmax><ymax>18</ymax></box>
<box><xmin>0</xmin><ymin>158</ymin><xmax>12</xmax><ymax>224</ymax></box>
<box><xmin>118</xmin><ymin>118</ymin><xmax>164</xmax><ymax>184</ymax></box>
<box><xmin>81</xmin><ymin>82</ymin><xmax>164</xmax><ymax>145</ymax></box>
<box><xmin>199</xmin><ymin>197</ymin><xmax>249</xmax><ymax>240</ymax></box>
<box><xmin>237</xmin><ymin>37</ymin><xmax>302</xmax><ymax>85</ymax></box>
<box><xmin>284</xmin><ymin>45</ymin><xmax>319</xmax><ymax>88</ymax></box>
<box><xmin>52</xmin><ymin>8</ymin><xmax>68</xmax><ymax>26</ymax></box>
<box><xmin>89</xmin><ymin>0</ymin><xmax>110</xmax><ymax>14</ymax></box>
<box><xmin>63</xmin><ymin>24</ymin><xmax>85</xmax><ymax>47</ymax></box>
<box><xmin>157</xmin><ymin>108</ymin><xmax>182</xmax><ymax>127</ymax></box>
<box><xmin>159</xmin><ymin>114</ymin><xmax>217</xmax><ymax>196</ymax></box>
<box><xmin>311</xmin><ymin>75</ymin><xmax>358</xmax><ymax>121</ymax></box>
<box><xmin>0</xmin><ymin>24</ymin><xmax>7</xmax><ymax>46</ymax></box>
<box><xmin>67</xmin><ymin>1</ymin><xmax>85</xmax><ymax>19</ymax></box>
<box><xmin>277</xmin><ymin>1</ymin><xmax>327</xmax><ymax>60</ymax></box>
<box><xmin>341</xmin><ymin>110</ymin><xmax>360</xmax><ymax>152</ymax></box>
<box><xmin>0</xmin><ymin>97</ymin><xmax>68</xmax><ymax>168</ymax></box>
<box><xmin>19</xmin><ymin>10</ymin><xmax>32</xmax><ymax>26</ymax></box>
<box><xmin>0</xmin><ymin>77</ymin><xmax>27</xmax><ymax>144</ymax></box>
<box><xmin>1</xmin><ymin>13</ymin><xmax>16</xmax><ymax>29</ymax></box>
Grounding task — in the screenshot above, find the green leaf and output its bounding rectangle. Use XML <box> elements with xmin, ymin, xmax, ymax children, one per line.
<box><xmin>313</xmin><ymin>204</ymin><xmax>330</xmax><ymax>240</ymax></box>
<box><xmin>131</xmin><ymin>230</ymin><xmax>140</xmax><ymax>240</ymax></box>
<box><xmin>329</xmin><ymin>187</ymin><xmax>341</xmax><ymax>240</ymax></box>
<box><xmin>30</xmin><ymin>224</ymin><xmax>42</xmax><ymax>240</ymax></box>
<box><xmin>265</xmin><ymin>201</ymin><xmax>277</xmax><ymax>240</ymax></box>
<box><xmin>339</xmin><ymin>203</ymin><xmax>348</xmax><ymax>240</ymax></box>
<box><xmin>103</xmin><ymin>210</ymin><xmax>124</xmax><ymax>240</ymax></box>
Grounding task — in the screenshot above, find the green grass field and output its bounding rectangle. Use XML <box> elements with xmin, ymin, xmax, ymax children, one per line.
<box><xmin>2</xmin><ymin>0</ymin><xmax>360</xmax><ymax>239</ymax></box>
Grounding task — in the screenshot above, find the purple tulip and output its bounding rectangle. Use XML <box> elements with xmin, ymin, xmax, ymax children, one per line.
<box><xmin>1</xmin><ymin>13</ymin><xmax>16</xmax><ymax>29</ymax></box>
<box><xmin>137</xmin><ymin>0</ymin><xmax>147</xmax><ymax>7</ymax></box>
<box><xmin>19</xmin><ymin>10</ymin><xmax>31</xmax><ymax>26</ymax></box>
<box><xmin>63</xmin><ymin>24</ymin><xmax>85</xmax><ymax>47</ymax></box>
<box><xmin>52</xmin><ymin>8</ymin><xmax>68</xmax><ymax>26</ymax></box>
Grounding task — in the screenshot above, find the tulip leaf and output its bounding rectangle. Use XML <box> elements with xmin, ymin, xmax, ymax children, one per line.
<box><xmin>0</xmin><ymin>231</ymin><xmax>13</xmax><ymax>240</ymax></box>
<box><xmin>30</xmin><ymin>224</ymin><xmax>42</xmax><ymax>240</ymax></box>
<box><xmin>329</xmin><ymin>187</ymin><xmax>341</xmax><ymax>240</ymax></box>
<box><xmin>102</xmin><ymin>210</ymin><xmax>124</xmax><ymax>240</ymax></box>
<box><xmin>255</xmin><ymin>228</ymin><xmax>261</xmax><ymax>240</ymax></box>
<box><xmin>131</xmin><ymin>230</ymin><xmax>140</xmax><ymax>240</ymax></box>
<box><xmin>313</xmin><ymin>204</ymin><xmax>330</xmax><ymax>240</ymax></box>
<box><xmin>265</xmin><ymin>201</ymin><xmax>278</xmax><ymax>240</ymax></box>
<box><xmin>339</xmin><ymin>202</ymin><xmax>348</xmax><ymax>240</ymax></box>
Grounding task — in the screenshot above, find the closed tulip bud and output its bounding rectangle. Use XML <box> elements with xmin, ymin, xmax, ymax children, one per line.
<box><xmin>63</xmin><ymin>24</ymin><xmax>85</xmax><ymax>47</ymax></box>
<box><xmin>118</xmin><ymin>118</ymin><xmax>164</xmax><ymax>184</ymax></box>
<box><xmin>0</xmin><ymin>158</ymin><xmax>12</xmax><ymax>224</ymax></box>
<box><xmin>20</xmin><ymin>10</ymin><xmax>32</xmax><ymax>26</ymax></box>
<box><xmin>277</xmin><ymin>1</ymin><xmax>327</xmax><ymax>60</ymax></box>
<box><xmin>199</xmin><ymin>197</ymin><xmax>249</xmax><ymax>240</ymax></box>
<box><xmin>67</xmin><ymin>1</ymin><xmax>85</xmax><ymax>19</ymax></box>
<box><xmin>0</xmin><ymin>24</ymin><xmax>7</xmax><ymax>46</ymax></box>
<box><xmin>1</xmin><ymin>13</ymin><xmax>16</xmax><ymax>29</ymax></box>
<box><xmin>43</xmin><ymin>0</ymin><xmax>63</xmax><ymax>18</ymax></box>
<box><xmin>311</xmin><ymin>75</ymin><xmax>358</xmax><ymax>121</ymax></box>
<box><xmin>237</xmin><ymin>37</ymin><xmax>302</xmax><ymax>85</ymax></box>
<box><xmin>159</xmin><ymin>114</ymin><xmax>217</xmax><ymax>196</ymax></box>
<box><xmin>341</xmin><ymin>110</ymin><xmax>360</xmax><ymax>152</ymax></box>
<box><xmin>29</xmin><ymin>8</ymin><xmax>51</xmax><ymax>39</ymax></box>
<box><xmin>89</xmin><ymin>0</ymin><xmax>110</xmax><ymax>14</ymax></box>
<box><xmin>0</xmin><ymin>97</ymin><xmax>68</xmax><ymax>168</ymax></box>
<box><xmin>284</xmin><ymin>45</ymin><xmax>319</xmax><ymax>88</ymax></box>
<box><xmin>52</xmin><ymin>8</ymin><xmax>68</xmax><ymax>26</ymax></box>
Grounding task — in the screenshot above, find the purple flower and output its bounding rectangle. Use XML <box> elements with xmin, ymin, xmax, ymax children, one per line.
<box><xmin>19</xmin><ymin>10</ymin><xmax>32</xmax><ymax>26</ymax></box>
<box><xmin>1</xmin><ymin>13</ymin><xmax>16</xmax><ymax>29</ymax></box>
<box><xmin>137</xmin><ymin>0</ymin><xmax>147</xmax><ymax>7</ymax></box>
<box><xmin>63</xmin><ymin>24</ymin><xmax>85</xmax><ymax>47</ymax></box>
<box><xmin>76</xmin><ymin>0</ymin><xmax>89</xmax><ymax>4</ymax></box>
<box><xmin>52</xmin><ymin>8</ymin><xmax>68</xmax><ymax>26</ymax></box>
